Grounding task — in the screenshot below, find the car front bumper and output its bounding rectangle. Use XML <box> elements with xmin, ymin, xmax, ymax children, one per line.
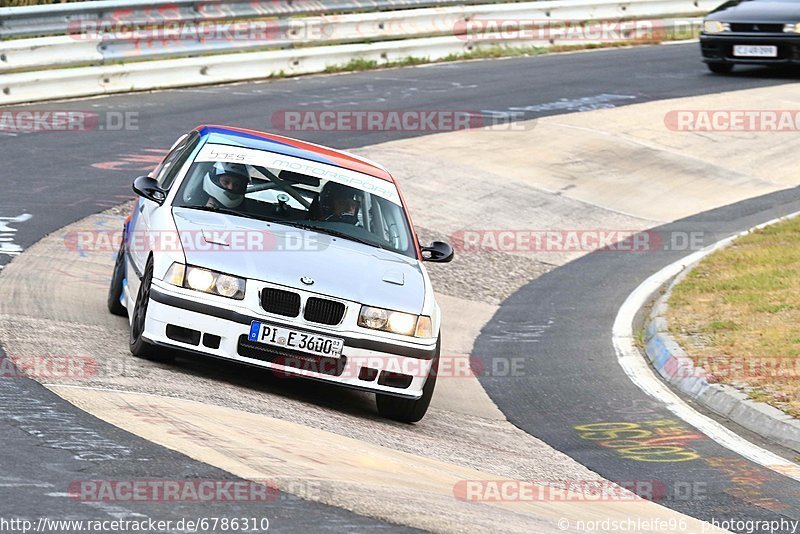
<box><xmin>142</xmin><ymin>283</ymin><xmax>438</xmax><ymax>399</ymax></box>
<box><xmin>700</xmin><ymin>33</ymin><xmax>800</xmax><ymax>65</ymax></box>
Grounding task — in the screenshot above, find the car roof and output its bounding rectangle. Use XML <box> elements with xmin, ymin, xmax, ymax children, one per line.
<box><xmin>194</xmin><ymin>125</ymin><xmax>394</xmax><ymax>182</ymax></box>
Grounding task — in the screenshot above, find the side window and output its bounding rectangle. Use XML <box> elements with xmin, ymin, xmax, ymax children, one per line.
<box><xmin>154</xmin><ymin>131</ymin><xmax>200</xmax><ymax>189</ymax></box>
<box><xmin>377</xmin><ymin>198</ymin><xmax>410</xmax><ymax>252</ymax></box>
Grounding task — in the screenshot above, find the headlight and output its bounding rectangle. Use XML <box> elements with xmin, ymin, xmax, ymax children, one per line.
<box><xmin>703</xmin><ymin>20</ymin><xmax>729</xmax><ymax>33</ymax></box>
<box><xmin>359</xmin><ymin>306</ymin><xmax>389</xmax><ymax>330</ymax></box>
<box><xmin>784</xmin><ymin>22</ymin><xmax>800</xmax><ymax>33</ymax></box>
<box><xmin>164</xmin><ymin>262</ymin><xmax>185</xmax><ymax>286</ymax></box>
<box><xmin>179</xmin><ymin>265</ymin><xmax>245</xmax><ymax>300</ymax></box>
<box><xmin>215</xmin><ymin>274</ymin><xmax>243</xmax><ymax>298</ymax></box>
<box><xmin>186</xmin><ymin>267</ymin><xmax>215</xmax><ymax>292</ymax></box>
<box><xmin>388</xmin><ymin>312</ymin><xmax>417</xmax><ymax>335</ymax></box>
<box><xmin>415</xmin><ymin>316</ymin><xmax>432</xmax><ymax>338</ymax></box>
<box><xmin>358</xmin><ymin>306</ymin><xmax>433</xmax><ymax>338</ymax></box>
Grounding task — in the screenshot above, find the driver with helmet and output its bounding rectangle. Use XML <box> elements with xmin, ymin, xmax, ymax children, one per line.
<box><xmin>203</xmin><ymin>162</ymin><xmax>250</xmax><ymax>209</ymax></box>
<box><xmin>317</xmin><ymin>181</ymin><xmax>361</xmax><ymax>224</ymax></box>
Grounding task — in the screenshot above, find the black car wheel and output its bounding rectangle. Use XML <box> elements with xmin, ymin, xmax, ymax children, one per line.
<box><xmin>376</xmin><ymin>337</ymin><xmax>440</xmax><ymax>423</ymax></box>
<box><xmin>107</xmin><ymin>236</ymin><xmax>128</xmax><ymax>317</ymax></box>
<box><xmin>130</xmin><ymin>257</ymin><xmax>174</xmax><ymax>363</ymax></box>
<box><xmin>707</xmin><ymin>63</ymin><xmax>734</xmax><ymax>74</ymax></box>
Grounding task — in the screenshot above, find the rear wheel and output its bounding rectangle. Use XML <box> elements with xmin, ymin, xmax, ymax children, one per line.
<box><xmin>130</xmin><ymin>258</ymin><xmax>174</xmax><ymax>363</ymax></box>
<box><xmin>707</xmin><ymin>63</ymin><xmax>733</xmax><ymax>74</ymax></box>
<box><xmin>107</xmin><ymin>236</ymin><xmax>127</xmax><ymax>317</ymax></box>
<box><xmin>376</xmin><ymin>337</ymin><xmax>440</xmax><ymax>423</ymax></box>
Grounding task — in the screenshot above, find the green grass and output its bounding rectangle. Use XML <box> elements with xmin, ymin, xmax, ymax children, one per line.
<box><xmin>323</xmin><ymin>55</ymin><xmax>430</xmax><ymax>73</ymax></box>
<box><xmin>314</xmin><ymin>28</ymin><xmax>702</xmax><ymax>77</ymax></box>
<box><xmin>321</xmin><ymin>46</ymin><xmax>551</xmax><ymax>74</ymax></box>
<box><xmin>667</xmin><ymin>216</ymin><xmax>800</xmax><ymax>418</ymax></box>
<box><xmin>635</xmin><ymin>327</ymin><xmax>647</xmax><ymax>350</ymax></box>
<box><xmin>704</xmin><ymin>320</ymin><xmax>739</xmax><ymax>333</ymax></box>
<box><xmin>318</xmin><ymin>39</ymin><xmax>674</xmax><ymax>77</ymax></box>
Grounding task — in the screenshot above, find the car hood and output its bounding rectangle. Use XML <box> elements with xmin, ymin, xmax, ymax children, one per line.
<box><xmin>708</xmin><ymin>0</ymin><xmax>800</xmax><ymax>22</ymax></box>
<box><xmin>171</xmin><ymin>207</ymin><xmax>426</xmax><ymax>314</ymax></box>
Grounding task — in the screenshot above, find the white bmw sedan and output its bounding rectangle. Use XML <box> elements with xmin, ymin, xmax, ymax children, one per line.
<box><xmin>108</xmin><ymin>125</ymin><xmax>453</xmax><ymax>422</ymax></box>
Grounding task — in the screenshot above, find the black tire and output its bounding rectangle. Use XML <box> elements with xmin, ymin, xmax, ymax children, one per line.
<box><xmin>129</xmin><ymin>257</ymin><xmax>174</xmax><ymax>363</ymax></box>
<box><xmin>707</xmin><ymin>63</ymin><xmax>733</xmax><ymax>74</ymax></box>
<box><xmin>376</xmin><ymin>337</ymin><xmax>440</xmax><ymax>423</ymax></box>
<box><xmin>107</xmin><ymin>236</ymin><xmax>128</xmax><ymax>317</ymax></box>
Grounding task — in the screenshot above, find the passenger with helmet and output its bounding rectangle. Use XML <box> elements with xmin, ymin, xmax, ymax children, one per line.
<box><xmin>317</xmin><ymin>181</ymin><xmax>361</xmax><ymax>225</ymax></box>
<box><xmin>203</xmin><ymin>162</ymin><xmax>250</xmax><ymax>209</ymax></box>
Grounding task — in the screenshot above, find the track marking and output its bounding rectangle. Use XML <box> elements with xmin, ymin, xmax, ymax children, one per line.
<box><xmin>0</xmin><ymin>213</ymin><xmax>32</xmax><ymax>258</ymax></box>
<box><xmin>613</xmin><ymin>210</ymin><xmax>800</xmax><ymax>483</ymax></box>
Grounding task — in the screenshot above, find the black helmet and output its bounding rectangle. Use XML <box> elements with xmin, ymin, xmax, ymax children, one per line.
<box><xmin>320</xmin><ymin>181</ymin><xmax>359</xmax><ymax>212</ymax></box>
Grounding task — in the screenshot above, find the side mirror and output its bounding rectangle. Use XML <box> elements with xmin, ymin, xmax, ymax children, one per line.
<box><xmin>132</xmin><ymin>176</ymin><xmax>167</xmax><ymax>205</ymax></box>
<box><xmin>421</xmin><ymin>241</ymin><xmax>454</xmax><ymax>263</ymax></box>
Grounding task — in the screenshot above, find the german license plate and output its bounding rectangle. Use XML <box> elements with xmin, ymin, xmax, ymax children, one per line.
<box><xmin>248</xmin><ymin>321</ymin><xmax>344</xmax><ymax>357</ymax></box>
<box><xmin>733</xmin><ymin>45</ymin><xmax>777</xmax><ymax>57</ymax></box>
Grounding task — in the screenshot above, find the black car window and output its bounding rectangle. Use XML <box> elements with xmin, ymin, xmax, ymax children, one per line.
<box><xmin>155</xmin><ymin>131</ymin><xmax>201</xmax><ymax>190</ymax></box>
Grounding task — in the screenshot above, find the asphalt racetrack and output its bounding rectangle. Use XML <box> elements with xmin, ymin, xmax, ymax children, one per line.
<box><xmin>1</xmin><ymin>43</ymin><xmax>799</xmax><ymax>532</ymax></box>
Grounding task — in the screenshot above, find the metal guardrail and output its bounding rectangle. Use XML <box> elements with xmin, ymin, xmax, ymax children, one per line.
<box><xmin>0</xmin><ymin>4</ymin><xmax>531</xmax><ymax>71</ymax></box>
<box><xmin>0</xmin><ymin>0</ymin><xmax>513</xmax><ymax>39</ymax></box>
<box><xmin>0</xmin><ymin>0</ymin><xmax>710</xmax><ymax>105</ymax></box>
<box><xmin>1</xmin><ymin>0</ymin><xmax>709</xmax><ymax>72</ymax></box>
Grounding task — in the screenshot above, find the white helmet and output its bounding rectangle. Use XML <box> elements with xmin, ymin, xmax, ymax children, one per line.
<box><xmin>203</xmin><ymin>162</ymin><xmax>249</xmax><ymax>208</ymax></box>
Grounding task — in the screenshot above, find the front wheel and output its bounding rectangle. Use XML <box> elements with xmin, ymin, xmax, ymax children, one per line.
<box><xmin>376</xmin><ymin>338</ymin><xmax>440</xmax><ymax>423</ymax></box>
<box><xmin>707</xmin><ymin>63</ymin><xmax>733</xmax><ymax>74</ymax></box>
<box><xmin>107</xmin><ymin>236</ymin><xmax>127</xmax><ymax>317</ymax></box>
<box><xmin>129</xmin><ymin>258</ymin><xmax>174</xmax><ymax>363</ymax></box>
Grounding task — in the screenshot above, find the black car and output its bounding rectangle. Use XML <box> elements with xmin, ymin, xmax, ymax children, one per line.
<box><xmin>700</xmin><ymin>0</ymin><xmax>800</xmax><ymax>73</ymax></box>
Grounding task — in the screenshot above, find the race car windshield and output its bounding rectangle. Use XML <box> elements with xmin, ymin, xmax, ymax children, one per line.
<box><xmin>173</xmin><ymin>146</ymin><xmax>416</xmax><ymax>258</ymax></box>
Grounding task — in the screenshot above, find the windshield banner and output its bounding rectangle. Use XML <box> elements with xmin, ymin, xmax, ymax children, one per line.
<box><xmin>196</xmin><ymin>143</ymin><xmax>401</xmax><ymax>205</ymax></box>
